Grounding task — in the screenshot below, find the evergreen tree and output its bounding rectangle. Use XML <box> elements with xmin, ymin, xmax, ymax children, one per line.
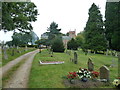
<box><xmin>84</xmin><ymin>3</ymin><xmax>107</xmax><ymax>52</ymax></box>
<box><xmin>105</xmin><ymin>2</ymin><xmax>120</xmax><ymax>51</ymax></box>
<box><xmin>47</xmin><ymin>21</ymin><xmax>61</xmax><ymax>45</ymax></box>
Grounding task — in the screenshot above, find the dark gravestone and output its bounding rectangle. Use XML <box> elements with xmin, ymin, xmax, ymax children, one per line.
<box><xmin>88</xmin><ymin>58</ymin><xmax>94</xmax><ymax>71</ymax></box>
<box><xmin>99</xmin><ymin>65</ymin><xmax>110</xmax><ymax>82</ymax></box>
<box><xmin>74</xmin><ymin>52</ymin><xmax>77</xmax><ymax>64</ymax></box>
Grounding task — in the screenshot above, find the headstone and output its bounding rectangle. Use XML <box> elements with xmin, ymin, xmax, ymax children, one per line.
<box><xmin>94</xmin><ymin>51</ymin><xmax>96</xmax><ymax>54</ymax></box>
<box><xmin>106</xmin><ymin>49</ymin><xmax>109</xmax><ymax>56</ymax></box>
<box><xmin>11</xmin><ymin>48</ymin><xmax>14</xmax><ymax>56</ymax></box>
<box><xmin>74</xmin><ymin>52</ymin><xmax>77</xmax><ymax>64</ymax></box>
<box><xmin>3</xmin><ymin>46</ymin><xmax>8</xmax><ymax>60</ymax></box>
<box><xmin>25</xmin><ymin>46</ymin><xmax>27</xmax><ymax>51</ymax></box>
<box><xmin>110</xmin><ymin>59</ymin><xmax>116</xmax><ymax>67</ymax></box>
<box><xmin>17</xmin><ymin>46</ymin><xmax>19</xmax><ymax>49</ymax></box>
<box><xmin>118</xmin><ymin>53</ymin><xmax>120</xmax><ymax>77</ymax></box>
<box><xmin>87</xmin><ymin>58</ymin><xmax>94</xmax><ymax>71</ymax></box>
<box><xmin>115</xmin><ymin>52</ymin><xmax>118</xmax><ymax>57</ymax></box>
<box><xmin>88</xmin><ymin>50</ymin><xmax>91</xmax><ymax>54</ymax></box>
<box><xmin>99</xmin><ymin>65</ymin><xmax>110</xmax><ymax>82</ymax></box>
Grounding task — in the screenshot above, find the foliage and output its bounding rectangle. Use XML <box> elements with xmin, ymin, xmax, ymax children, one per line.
<box><xmin>51</xmin><ymin>37</ymin><xmax>65</xmax><ymax>52</ymax></box>
<box><xmin>84</xmin><ymin>3</ymin><xmax>107</xmax><ymax>52</ymax></box>
<box><xmin>67</xmin><ymin>38</ymin><xmax>78</xmax><ymax>50</ymax></box>
<box><xmin>105</xmin><ymin>2</ymin><xmax>120</xmax><ymax>51</ymax></box>
<box><xmin>2</xmin><ymin>2</ymin><xmax>38</xmax><ymax>32</ymax></box>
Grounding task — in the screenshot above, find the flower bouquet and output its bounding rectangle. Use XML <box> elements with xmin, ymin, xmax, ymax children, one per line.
<box><xmin>67</xmin><ymin>72</ymin><xmax>78</xmax><ymax>84</ymax></box>
<box><xmin>77</xmin><ymin>68</ymin><xmax>91</xmax><ymax>82</ymax></box>
<box><xmin>91</xmin><ymin>71</ymin><xmax>99</xmax><ymax>81</ymax></box>
<box><xmin>112</xmin><ymin>77</ymin><xmax>120</xmax><ymax>88</ymax></box>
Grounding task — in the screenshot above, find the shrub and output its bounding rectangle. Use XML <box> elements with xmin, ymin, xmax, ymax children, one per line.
<box><xmin>51</xmin><ymin>37</ymin><xmax>65</xmax><ymax>52</ymax></box>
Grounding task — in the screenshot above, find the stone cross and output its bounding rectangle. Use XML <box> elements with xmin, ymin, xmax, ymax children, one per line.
<box><xmin>99</xmin><ymin>65</ymin><xmax>110</xmax><ymax>82</ymax></box>
<box><xmin>74</xmin><ymin>52</ymin><xmax>78</xmax><ymax>64</ymax></box>
<box><xmin>88</xmin><ymin>58</ymin><xmax>94</xmax><ymax>71</ymax></box>
<box><xmin>118</xmin><ymin>53</ymin><xmax>120</xmax><ymax>77</ymax></box>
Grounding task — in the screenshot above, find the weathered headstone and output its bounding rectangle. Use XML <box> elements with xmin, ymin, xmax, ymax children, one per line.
<box><xmin>106</xmin><ymin>49</ymin><xmax>109</xmax><ymax>56</ymax></box>
<box><xmin>88</xmin><ymin>58</ymin><xmax>94</xmax><ymax>71</ymax></box>
<box><xmin>74</xmin><ymin>52</ymin><xmax>77</xmax><ymax>64</ymax></box>
<box><xmin>118</xmin><ymin>53</ymin><xmax>120</xmax><ymax>77</ymax></box>
<box><xmin>3</xmin><ymin>46</ymin><xmax>8</xmax><ymax>60</ymax></box>
<box><xmin>99</xmin><ymin>65</ymin><xmax>110</xmax><ymax>82</ymax></box>
<box><xmin>110</xmin><ymin>59</ymin><xmax>116</xmax><ymax>67</ymax></box>
<box><xmin>25</xmin><ymin>45</ymin><xmax>28</xmax><ymax>51</ymax></box>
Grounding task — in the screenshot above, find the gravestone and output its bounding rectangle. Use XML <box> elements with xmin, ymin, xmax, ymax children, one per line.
<box><xmin>3</xmin><ymin>46</ymin><xmax>8</xmax><ymax>60</ymax></box>
<box><xmin>106</xmin><ymin>49</ymin><xmax>109</xmax><ymax>56</ymax></box>
<box><xmin>88</xmin><ymin>58</ymin><xmax>94</xmax><ymax>71</ymax></box>
<box><xmin>110</xmin><ymin>59</ymin><xmax>116</xmax><ymax>67</ymax></box>
<box><xmin>118</xmin><ymin>53</ymin><xmax>120</xmax><ymax>77</ymax></box>
<box><xmin>74</xmin><ymin>52</ymin><xmax>77</xmax><ymax>64</ymax></box>
<box><xmin>115</xmin><ymin>52</ymin><xmax>118</xmax><ymax>57</ymax></box>
<box><xmin>99</xmin><ymin>65</ymin><xmax>110</xmax><ymax>82</ymax></box>
<box><xmin>11</xmin><ymin>47</ymin><xmax>14</xmax><ymax>56</ymax></box>
<box><xmin>25</xmin><ymin>46</ymin><xmax>28</xmax><ymax>51</ymax></box>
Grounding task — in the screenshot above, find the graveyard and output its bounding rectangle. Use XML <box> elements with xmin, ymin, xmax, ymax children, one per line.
<box><xmin>28</xmin><ymin>49</ymin><xmax>118</xmax><ymax>88</ymax></box>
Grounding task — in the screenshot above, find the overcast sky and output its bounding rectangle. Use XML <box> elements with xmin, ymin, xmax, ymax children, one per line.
<box><xmin>0</xmin><ymin>0</ymin><xmax>106</xmax><ymax>42</ymax></box>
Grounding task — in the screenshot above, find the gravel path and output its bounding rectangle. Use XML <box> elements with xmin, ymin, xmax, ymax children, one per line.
<box><xmin>1</xmin><ymin>49</ymin><xmax>39</xmax><ymax>88</ymax></box>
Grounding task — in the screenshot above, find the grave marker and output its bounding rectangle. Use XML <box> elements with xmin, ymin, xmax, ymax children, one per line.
<box><xmin>99</xmin><ymin>65</ymin><xmax>110</xmax><ymax>82</ymax></box>
<box><xmin>74</xmin><ymin>52</ymin><xmax>77</xmax><ymax>64</ymax></box>
<box><xmin>88</xmin><ymin>58</ymin><xmax>94</xmax><ymax>71</ymax></box>
<box><xmin>3</xmin><ymin>46</ymin><xmax>8</xmax><ymax>60</ymax></box>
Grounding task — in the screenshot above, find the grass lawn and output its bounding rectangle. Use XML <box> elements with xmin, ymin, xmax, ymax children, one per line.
<box><xmin>2</xmin><ymin>48</ymin><xmax>36</xmax><ymax>66</ymax></box>
<box><xmin>29</xmin><ymin>49</ymin><xmax>118</xmax><ymax>88</ymax></box>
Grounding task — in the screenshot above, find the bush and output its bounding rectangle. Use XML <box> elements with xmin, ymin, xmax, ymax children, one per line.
<box><xmin>67</xmin><ymin>38</ymin><xmax>78</xmax><ymax>50</ymax></box>
<box><xmin>51</xmin><ymin>37</ymin><xmax>65</xmax><ymax>52</ymax></box>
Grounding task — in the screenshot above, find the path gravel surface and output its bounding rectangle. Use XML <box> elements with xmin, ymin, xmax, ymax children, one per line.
<box><xmin>0</xmin><ymin>49</ymin><xmax>39</xmax><ymax>88</ymax></box>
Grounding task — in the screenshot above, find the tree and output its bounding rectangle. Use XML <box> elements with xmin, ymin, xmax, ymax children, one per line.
<box><xmin>2</xmin><ymin>2</ymin><xmax>38</xmax><ymax>32</ymax></box>
<box><xmin>67</xmin><ymin>38</ymin><xmax>78</xmax><ymax>50</ymax></box>
<box><xmin>47</xmin><ymin>21</ymin><xmax>61</xmax><ymax>45</ymax></box>
<box><xmin>76</xmin><ymin>31</ymin><xmax>85</xmax><ymax>48</ymax></box>
<box><xmin>84</xmin><ymin>3</ymin><xmax>107</xmax><ymax>52</ymax></box>
<box><xmin>51</xmin><ymin>36</ymin><xmax>65</xmax><ymax>52</ymax></box>
<box><xmin>105</xmin><ymin>2</ymin><xmax>120</xmax><ymax>51</ymax></box>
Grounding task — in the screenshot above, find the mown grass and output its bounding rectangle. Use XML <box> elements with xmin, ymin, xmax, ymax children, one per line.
<box><xmin>29</xmin><ymin>49</ymin><xmax>118</xmax><ymax>88</ymax></box>
<box><xmin>2</xmin><ymin>48</ymin><xmax>36</xmax><ymax>66</ymax></box>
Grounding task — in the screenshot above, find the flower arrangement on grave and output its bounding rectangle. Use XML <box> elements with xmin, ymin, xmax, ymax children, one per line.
<box><xmin>112</xmin><ymin>77</ymin><xmax>120</xmax><ymax>88</ymax></box>
<box><xmin>91</xmin><ymin>71</ymin><xmax>99</xmax><ymax>79</ymax></box>
<box><xmin>77</xmin><ymin>68</ymin><xmax>91</xmax><ymax>82</ymax></box>
<box><xmin>67</xmin><ymin>72</ymin><xmax>78</xmax><ymax>80</ymax></box>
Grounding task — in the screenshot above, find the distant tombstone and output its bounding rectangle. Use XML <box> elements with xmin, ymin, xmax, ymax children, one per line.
<box><xmin>99</xmin><ymin>65</ymin><xmax>110</xmax><ymax>82</ymax></box>
<box><xmin>87</xmin><ymin>58</ymin><xmax>94</xmax><ymax>71</ymax></box>
<box><xmin>110</xmin><ymin>59</ymin><xmax>116</xmax><ymax>67</ymax></box>
<box><xmin>17</xmin><ymin>46</ymin><xmax>19</xmax><ymax>49</ymax></box>
<box><xmin>51</xmin><ymin>49</ymin><xmax>53</xmax><ymax>57</ymax></box>
<box><xmin>106</xmin><ymin>49</ymin><xmax>109</xmax><ymax>56</ymax></box>
<box><xmin>74</xmin><ymin>52</ymin><xmax>77</xmax><ymax>64</ymax></box>
<box><xmin>94</xmin><ymin>51</ymin><xmax>96</xmax><ymax>54</ymax></box>
<box><xmin>115</xmin><ymin>52</ymin><xmax>118</xmax><ymax>57</ymax></box>
<box><xmin>118</xmin><ymin>53</ymin><xmax>120</xmax><ymax>77</ymax></box>
<box><xmin>88</xmin><ymin>50</ymin><xmax>91</xmax><ymax>54</ymax></box>
<box><xmin>3</xmin><ymin>46</ymin><xmax>8</xmax><ymax>60</ymax></box>
<box><xmin>25</xmin><ymin>46</ymin><xmax>28</xmax><ymax>51</ymax></box>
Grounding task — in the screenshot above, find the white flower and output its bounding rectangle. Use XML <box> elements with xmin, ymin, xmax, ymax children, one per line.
<box><xmin>113</xmin><ymin>79</ymin><xmax>120</xmax><ymax>86</ymax></box>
